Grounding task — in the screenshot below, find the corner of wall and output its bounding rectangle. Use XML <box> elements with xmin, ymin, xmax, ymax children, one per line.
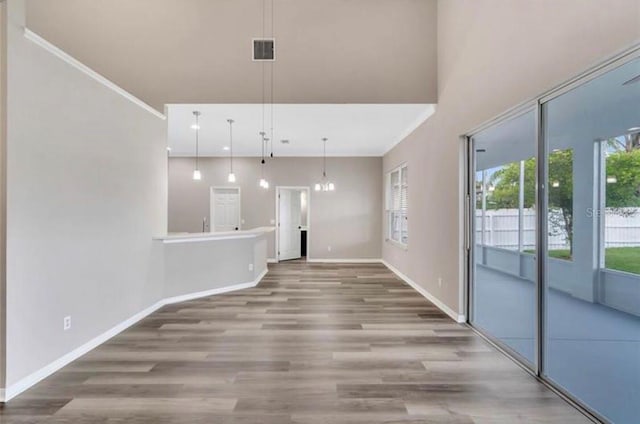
<box><xmin>0</xmin><ymin>0</ymin><xmax>8</xmax><ymax>396</ymax></box>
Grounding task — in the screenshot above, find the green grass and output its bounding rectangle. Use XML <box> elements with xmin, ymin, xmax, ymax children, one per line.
<box><xmin>603</xmin><ymin>247</ymin><xmax>640</xmax><ymax>275</ymax></box>
<box><xmin>547</xmin><ymin>249</ymin><xmax>572</xmax><ymax>260</ymax></box>
<box><xmin>524</xmin><ymin>247</ymin><xmax>640</xmax><ymax>274</ymax></box>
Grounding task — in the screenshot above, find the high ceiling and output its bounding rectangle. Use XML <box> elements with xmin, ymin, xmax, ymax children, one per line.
<box><xmin>167</xmin><ymin>104</ymin><xmax>435</xmax><ymax>157</ymax></box>
<box><xmin>26</xmin><ymin>0</ymin><xmax>438</xmax><ymax>112</ymax></box>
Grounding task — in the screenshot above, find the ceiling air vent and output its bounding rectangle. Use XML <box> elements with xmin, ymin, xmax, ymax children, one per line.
<box><xmin>253</xmin><ymin>39</ymin><xmax>275</xmax><ymax>61</ymax></box>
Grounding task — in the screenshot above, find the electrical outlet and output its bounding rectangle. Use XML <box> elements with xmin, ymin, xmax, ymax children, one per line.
<box><xmin>327</xmin><ymin>246</ymin><xmax>332</xmax><ymax>252</ymax></box>
<box><xmin>241</xmin><ymin>219</ymin><xmax>246</xmax><ymax>224</ymax></box>
<box><xmin>438</xmin><ymin>277</ymin><xmax>443</xmax><ymax>288</ymax></box>
<box><xmin>63</xmin><ymin>316</ymin><xmax>71</xmax><ymax>331</ymax></box>
<box><xmin>270</xmin><ymin>219</ymin><xmax>275</xmax><ymax>225</ymax></box>
<box><xmin>249</xmin><ymin>263</ymin><xmax>254</xmax><ymax>271</ymax></box>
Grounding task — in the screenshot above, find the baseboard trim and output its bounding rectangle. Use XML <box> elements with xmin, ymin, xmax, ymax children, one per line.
<box><xmin>163</xmin><ymin>269</ymin><xmax>267</xmax><ymax>305</ymax></box>
<box><xmin>306</xmin><ymin>258</ymin><xmax>382</xmax><ymax>263</ymax></box>
<box><xmin>2</xmin><ymin>301</ymin><xmax>164</xmax><ymax>402</ymax></box>
<box><xmin>1</xmin><ymin>268</ymin><xmax>269</xmax><ymax>403</ymax></box>
<box><xmin>381</xmin><ymin>260</ymin><xmax>465</xmax><ymax>323</ymax></box>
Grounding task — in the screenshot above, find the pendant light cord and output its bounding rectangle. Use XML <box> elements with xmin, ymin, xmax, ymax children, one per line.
<box><xmin>195</xmin><ymin>114</ymin><xmax>199</xmax><ymax>169</ymax></box>
<box><xmin>228</xmin><ymin>119</ymin><xmax>234</xmax><ymax>174</ymax></box>
<box><xmin>323</xmin><ymin>138</ymin><xmax>327</xmax><ymax>178</ymax></box>
<box><xmin>261</xmin><ymin>0</ymin><xmax>266</xmax><ymax>136</ymax></box>
<box><xmin>270</xmin><ymin>0</ymin><xmax>275</xmax><ymax>158</ymax></box>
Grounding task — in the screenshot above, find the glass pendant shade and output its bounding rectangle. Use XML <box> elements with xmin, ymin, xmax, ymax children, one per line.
<box><xmin>227</xmin><ymin>119</ymin><xmax>236</xmax><ymax>184</ymax></box>
<box><xmin>257</xmin><ymin>133</ymin><xmax>269</xmax><ymax>189</ymax></box>
<box><xmin>192</xmin><ymin>111</ymin><xmax>202</xmax><ymax>181</ymax></box>
<box><xmin>315</xmin><ymin>138</ymin><xmax>335</xmax><ymax>192</ymax></box>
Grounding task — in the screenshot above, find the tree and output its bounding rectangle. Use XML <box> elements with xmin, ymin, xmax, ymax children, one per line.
<box><xmin>484</xmin><ymin>141</ymin><xmax>640</xmax><ymax>256</ymax></box>
<box><xmin>547</xmin><ymin>150</ymin><xmax>574</xmax><ymax>253</ymax></box>
<box><xmin>607</xmin><ymin>133</ymin><xmax>640</xmax><ymax>153</ymax></box>
<box><xmin>487</xmin><ymin>158</ymin><xmax>536</xmax><ymax>209</ymax></box>
<box><xmin>605</xmin><ymin>146</ymin><xmax>640</xmax><ymax>212</ymax></box>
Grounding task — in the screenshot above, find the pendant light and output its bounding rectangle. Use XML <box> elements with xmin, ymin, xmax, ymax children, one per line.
<box><xmin>315</xmin><ymin>137</ymin><xmax>335</xmax><ymax>191</ymax></box>
<box><xmin>258</xmin><ymin>132</ymin><xmax>269</xmax><ymax>189</ymax></box>
<box><xmin>270</xmin><ymin>0</ymin><xmax>275</xmax><ymax>158</ymax></box>
<box><xmin>227</xmin><ymin>119</ymin><xmax>236</xmax><ymax>183</ymax></box>
<box><xmin>192</xmin><ymin>111</ymin><xmax>202</xmax><ymax>180</ymax></box>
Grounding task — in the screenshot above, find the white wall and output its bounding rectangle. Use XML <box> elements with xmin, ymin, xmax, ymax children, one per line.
<box><xmin>3</xmin><ymin>0</ymin><xmax>167</xmax><ymax>389</ymax></box>
<box><xmin>383</xmin><ymin>0</ymin><xmax>640</xmax><ymax>316</ymax></box>
<box><xmin>162</xmin><ymin>235</ymin><xmax>267</xmax><ymax>299</ymax></box>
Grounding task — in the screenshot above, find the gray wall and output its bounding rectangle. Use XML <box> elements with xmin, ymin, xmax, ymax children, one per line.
<box><xmin>169</xmin><ymin>157</ymin><xmax>382</xmax><ymax>260</ymax></box>
<box><xmin>3</xmin><ymin>0</ymin><xmax>167</xmax><ymax>387</ymax></box>
<box><xmin>25</xmin><ymin>0</ymin><xmax>438</xmax><ymax>110</ymax></box>
<box><xmin>0</xmin><ymin>0</ymin><xmax>7</xmax><ymax>390</ymax></box>
<box><xmin>383</xmin><ymin>0</ymin><xmax>640</xmax><ymax>316</ymax></box>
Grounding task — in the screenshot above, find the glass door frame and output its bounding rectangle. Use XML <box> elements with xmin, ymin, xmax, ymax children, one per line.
<box><xmin>464</xmin><ymin>44</ymin><xmax>640</xmax><ymax>424</ymax></box>
<box><xmin>465</xmin><ymin>105</ymin><xmax>539</xmax><ymax>373</ymax></box>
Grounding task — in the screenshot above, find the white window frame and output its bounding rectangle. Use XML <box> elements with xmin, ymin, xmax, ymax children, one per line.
<box><xmin>386</xmin><ymin>164</ymin><xmax>408</xmax><ymax>249</ymax></box>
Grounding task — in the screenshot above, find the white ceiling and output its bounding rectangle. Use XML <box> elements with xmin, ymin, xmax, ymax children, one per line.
<box><xmin>167</xmin><ymin>104</ymin><xmax>435</xmax><ymax>157</ymax></box>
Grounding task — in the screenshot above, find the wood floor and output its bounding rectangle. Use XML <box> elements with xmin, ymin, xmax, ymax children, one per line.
<box><xmin>0</xmin><ymin>262</ymin><xmax>590</xmax><ymax>423</ymax></box>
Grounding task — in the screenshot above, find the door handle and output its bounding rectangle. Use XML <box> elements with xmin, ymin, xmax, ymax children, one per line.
<box><xmin>298</xmin><ymin>226</ymin><xmax>302</xmax><ymax>229</ymax></box>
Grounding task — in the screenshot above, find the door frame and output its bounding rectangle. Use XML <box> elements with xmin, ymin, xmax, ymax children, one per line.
<box><xmin>275</xmin><ymin>186</ymin><xmax>310</xmax><ymax>263</ymax></box>
<box><xmin>210</xmin><ymin>186</ymin><xmax>242</xmax><ymax>232</ymax></box>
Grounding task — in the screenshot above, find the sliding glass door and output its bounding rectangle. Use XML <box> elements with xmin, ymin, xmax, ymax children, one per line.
<box><xmin>468</xmin><ymin>54</ymin><xmax>640</xmax><ymax>423</ymax></box>
<box><xmin>543</xmin><ymin>57</ymin><xmax>640</xmax><ymax>424</ymax></box>
<box><xmin>470</xmin><ymin>110</ymin><xmax>537</xmax><ymax>366</ymax></box>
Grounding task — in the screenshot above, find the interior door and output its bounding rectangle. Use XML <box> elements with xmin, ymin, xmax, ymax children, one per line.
<box><xmin>279</xmin><ymin>188</ymin><xmax>302</xmax><ymax>261</ymax></box>
<box><xmin>211</xmin><ymin>188</ymin><xmax>240</xmax><ymax>232</ymax></box>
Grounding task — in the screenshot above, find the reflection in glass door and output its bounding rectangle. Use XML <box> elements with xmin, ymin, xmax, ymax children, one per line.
<box><xmin>470</xmin><ymin>110</ymin><xmax>537</xmax><ymax>366</ymax></box>
<box><xmin>468</xmin><ymin>55</ymin><xmax>640</xmax><ymax>424</ymax></box>
<box><xmin>543</xmin><ymin>58</ymin><xmax>640</xmax><ymax>424</ymax></box>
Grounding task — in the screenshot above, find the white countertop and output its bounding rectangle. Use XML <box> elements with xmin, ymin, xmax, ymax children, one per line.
<box><xmin>154</xmin><ymin>226</ymin><xmax>275</xmax><ymax>243</ymax></box>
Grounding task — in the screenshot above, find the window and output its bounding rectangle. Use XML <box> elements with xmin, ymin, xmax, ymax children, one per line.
<box><xmin>475</xmin><ymin>159</ymin><xmax>536</xmax><ymax>251</ymax></box>
<box><xmin>601</xmin><ymin>134</ymin><xmax>640</xmax><ymax>275</ymax></box>
<box><xmin>386</xmin><ymin>165</ymin><xmax>408</xmax><ymax>246</ymax></box>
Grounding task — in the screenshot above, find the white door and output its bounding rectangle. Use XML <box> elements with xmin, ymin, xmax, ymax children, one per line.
<box><xmin>211</xmin><ymin>188</ymin><xmax>240</xmax><ymax>232</ymax></box>
<box><xmin>278</xmin><ymin>188</ymin><xmax>302</xmax><ymax>261</ymax></box>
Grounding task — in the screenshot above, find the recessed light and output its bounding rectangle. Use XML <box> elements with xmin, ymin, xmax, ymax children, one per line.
<box><xmin>223</xmin><ymin>146</ymin><xmax>230</xmax><ymax>151</ymax></box>
<box><xmin>191</xmin><ymin>124</ymin><xmax>200</xmax><ymax>130</ymax></box>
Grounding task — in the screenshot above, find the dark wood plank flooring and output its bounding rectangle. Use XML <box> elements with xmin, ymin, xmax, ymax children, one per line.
<box><xmin>0</xmin><ymin>262</ymin><xmax>590</xmax><ymax>423</ymax></box>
